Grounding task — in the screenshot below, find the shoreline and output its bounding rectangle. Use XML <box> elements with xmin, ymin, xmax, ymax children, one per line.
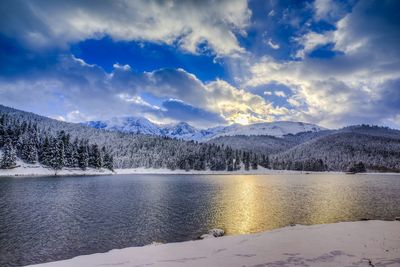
<box><xmin>27</xmin><ymin>220</ymin><xmax>400</xmax><ymax>267</ymax></box>
<box><xmin>1</xmin><ymin>164</ymin><xmax>400</xmax><ymax>178</ymax></box>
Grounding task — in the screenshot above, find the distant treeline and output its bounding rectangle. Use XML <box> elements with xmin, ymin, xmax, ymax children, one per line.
<box><xmin>3</xmin><ymin>105</ymin><xmax>394</xmax><ymax>173</ymax></box>
<box><xmin>0</xmin><ymin>114</ymin><xmax>113</xmax><ymax>170</ymax></box>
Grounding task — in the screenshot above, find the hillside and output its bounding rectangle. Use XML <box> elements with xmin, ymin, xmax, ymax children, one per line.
<box><xmin>0</xmin><ymin>105</ymin><xmax>258</xmax><ymax>171</ymax></box>
<box><xmin>207</xmin><ymin>130</ymin><xmax>333</xmax><ymax>155</ymax></box>
<box><xmin>2</xmin><ymin>105</ymin><xmax>400</xmax><ymax>173</ymax></box>
<box><xmin>271</xmin><ymin>127</ymin><xmax>400</xmax><ymax>172</ymax></box>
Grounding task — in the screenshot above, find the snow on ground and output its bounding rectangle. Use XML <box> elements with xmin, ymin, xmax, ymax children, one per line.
<box><xmin>28</xmin><ymin>220</ymin><xmax>400</xmax><ymax>267</ymax></box>
<box><xmin>114</xmin><ymin>167</ymin><xmax>345</xmax><ymax>175</ymax></box>
<box><xmin>3</xmin><ymin>162</ymin><xmax>395</xmax><ymax>177</ymax></box>
<box><xmin>0</xmin><ymin>160</ymin><xmax>114</xmax><ymax>177</ymax></box>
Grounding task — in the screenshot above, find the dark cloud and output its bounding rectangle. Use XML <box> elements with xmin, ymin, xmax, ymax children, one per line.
<box><xmin>158</xmin><ymin>99</ymin><xmax>225</xmax><ymax>126</ymax></box>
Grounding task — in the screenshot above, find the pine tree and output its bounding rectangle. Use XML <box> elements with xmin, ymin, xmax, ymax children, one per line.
<box><xmin>227</xmin><ymin>156</ymin><xmax>234</xmax><ymax>171</ymax></box>
<box><xmin>89</xmin><ymin>144</ymin><xmax>102</xmax><ymax>169</ymax></box>
<box><xmin>1</xmin><ymin>138</ymin><xmax>17</xmax><ymax>169</ymax></box>
<box><xmin>77</xmin><ymin>141</ymin><xmax>89</xmax><ymax>170</ymax></box>
<box><xmin>20</xmin><ymin>131</ymin><xmax>38</xmax><ymax>164</ymax></box>
<box><xmin>244</xmin><ymin>152</ymin><xmax>250</xmax><ymax>171</ymax></box>
<box><xmin>48</xmin><ymin>138</ymin><xmax>64</xmax><ymax>170</ymax></box>
<box><xmin>251</xmin><ymin>154</ymin><xmax>258</xmax><ymax>170</ymax></box>
<box><xmin>102</xmin><ymin>146</ymin><xmax>114</xmax><ymax>171</ymax></box>
<box><xmin>65</xmin><ymin>138</ymin><xmax>79</xmax><ymax>168</ymax></box>
<box><xmin>40</xmin><ymin>136</ymin><xmax>52</xmax><ymax>166</ymax></box>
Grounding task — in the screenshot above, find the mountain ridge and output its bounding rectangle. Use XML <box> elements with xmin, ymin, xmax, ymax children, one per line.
<box><xmin>82</xmin><ymin>116</ymin><xmax>326</xmax><ymax>141</ymax></box>
<box><xmin>2</xmin><ymin>104</ymin><xmax>400</xmax><ymax>172</ymax></box>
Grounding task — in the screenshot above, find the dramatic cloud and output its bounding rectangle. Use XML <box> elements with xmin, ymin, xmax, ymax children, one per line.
<box><xmin>0</xmin><ymin>0</ymin><xmax>250</xmax><ymax>56</ymax></box>
<box><xmin>0</xmin><ymin>54</ymin><xmax>284</xmax><ymax>127</ymax></box>
<box><xmin>244</xmin><ymin>0</ymin><xmax>400</xmax><ymax>128</ymax></box>
<box><xmin>0</xmin><ymin>0</ymin><xmax>399</xmax><ymax>128</ymax></box>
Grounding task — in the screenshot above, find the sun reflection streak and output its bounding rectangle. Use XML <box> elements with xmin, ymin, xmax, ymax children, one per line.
<box><xmin>215</xmin><ymin>175</ymin><xmax>284</xmax><ymax>235</ymax></box>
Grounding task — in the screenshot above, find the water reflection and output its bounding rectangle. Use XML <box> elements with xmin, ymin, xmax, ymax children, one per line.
<box><xmin>214</xmin><ymin>176</ymin><xmax>282</xmax><ymax>234</ymax></box>
<box><xmin>1</xmin><ymin>174</ymin><xmax>400</xmax><ymax>266</ymax></box>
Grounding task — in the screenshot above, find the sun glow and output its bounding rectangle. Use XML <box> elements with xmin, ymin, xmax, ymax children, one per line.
<box><xmin>229</xmin><ymin>113</ymin><xmax>252</xmax><ymax>125</ymax></box>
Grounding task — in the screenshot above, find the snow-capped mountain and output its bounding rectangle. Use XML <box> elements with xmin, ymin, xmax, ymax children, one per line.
<box><xmin>83</xmin><ymin>117</ymin><xmax>162</xmax><ymax>135</ymax></box>
<box><xmin>206</xmin><ymin>121</ymin><xmax>325</xmax><ymax>139</ymax></box>
<box><xmin>160</xmin><ymin>122</ymin><xmax>199</xmax><ymax>139</ymax></box>
<box><xmin>83</xmin><ymin>117</ymin><xmax>325</xmax><ymax>141</ymax></box>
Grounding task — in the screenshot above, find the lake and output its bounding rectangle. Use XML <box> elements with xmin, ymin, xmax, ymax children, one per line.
<box><xmin>1</xmin><ymin>173</ymin><xmax>400</xmax><ymax>266</ymax></box>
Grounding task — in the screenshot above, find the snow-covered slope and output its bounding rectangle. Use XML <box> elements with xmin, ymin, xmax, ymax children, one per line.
<box><xmin>160</xmin><ymin>122</ymin><xmax>200</xmax><ymax>140</ymax></box>
<box><xmin>83</xmin><ymin>117</ymin><xmax>325</xmax><ymax>141</ymax></box>
<box><xmin>204</xmin><ymin>121</ymin><xmax>325</xmax><ymax>140</ymax></box>
<box><xmin>83</xmin><ymin>117</ymin><xmax>162</xmax><ymax>135</ymax></box>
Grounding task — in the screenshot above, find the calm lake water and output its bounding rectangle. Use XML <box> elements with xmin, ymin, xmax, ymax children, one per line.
<box><xmin>1</xmin><ymin>173</ymin><xmax>400</xmax><ymax>266</ymax></box>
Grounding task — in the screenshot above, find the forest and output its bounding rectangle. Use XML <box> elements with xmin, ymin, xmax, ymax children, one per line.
<box><xmin>1</xmin><ymin>105</ymin><xmax>400</xmax><ymax>173</ymax></box>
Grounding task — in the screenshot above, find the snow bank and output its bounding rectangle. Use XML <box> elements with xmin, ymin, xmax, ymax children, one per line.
<box><xmin>2</xmin><ymin>162</ymin><xmax>395</xmax><ymax>177</ymax></box>
<box><xmin>113</xmin><ymin>167</ymin><xmax>344</xmax><ymax>175</ymax></box>
<box><xmin>0</xmin><ymin>160</ymin><xmax>114</xmax><ymax>177</ymax></box>
<box><xmin>27</xmin><ymin>220</ymin><xmax>400</xmax><ymax>267</ymax></box>
<box><xmin>0</xmin><ymin>164</ymin><xmax>324</xmax><ymax>177</ymax></box>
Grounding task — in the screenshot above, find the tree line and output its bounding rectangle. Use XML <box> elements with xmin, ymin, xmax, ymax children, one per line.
<box><xmin>0</xmin><ymin>106</ymin><xmax>334</xmax><ymax>173</ymax></box>
<box><xmin>0</xmin><ymin>114</ymin><xmax>113</xmax><ymax>170</ymax></box>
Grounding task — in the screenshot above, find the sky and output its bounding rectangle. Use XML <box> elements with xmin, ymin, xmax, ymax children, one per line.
<box><xmin>0</xmin><ymin>0</ymin><xmax>399</xmax><ymax>129</ymax></box>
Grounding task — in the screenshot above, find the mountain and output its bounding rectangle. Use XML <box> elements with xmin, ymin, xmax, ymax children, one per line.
<box><xmin>271</xmin><ymin>125</ymin><xmax>400</xmax><ymax>172</ymax></box>
<box><xmin>2</xmin><ymin>105</ymin><xmax>399</xmax><ymax>173</ymax></box>
<box><xmin>0</xmin><ymin>105</ymin><xmax>255</xmax><ymax>170</ymax></box>
<box><xmin>160</xmin><ymin>122</ymin><xmax>201</xmax><ymax>140</ymax></box>
<box><xmin>83</xmin><ymin>117</ymin><xmax>325</xmax><ymax>141</ymax></box>
<box><xmin>202</xmin><ymin>121</ymin><xmax>325</xmax><ymax>140</ymax></box>
<box><xmin>207</xmin><ymin>130</ymin><xmax>333</xmax><ymax>155</ymax></box>
<box><xmin>83</xmin><ymin>117</ymin><xmax>162</xmax><ymax>135</ymax></box>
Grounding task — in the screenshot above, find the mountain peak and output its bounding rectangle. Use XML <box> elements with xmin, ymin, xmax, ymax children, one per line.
<box><xmin>82</xmin><ymin>116</ymin><xmax>325</xmax><ymax>141</ymax></box>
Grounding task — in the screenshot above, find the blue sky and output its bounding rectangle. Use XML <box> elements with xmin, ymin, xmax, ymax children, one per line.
<box><xmin>0</xmin><ymin>0</ymin><xmax>399</xmax><ymax>129</ymax></box>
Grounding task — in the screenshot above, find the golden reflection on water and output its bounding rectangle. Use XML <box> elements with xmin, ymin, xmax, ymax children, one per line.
<box><xmin>215</xmin><ymin>175</ymin><xmax>284</xmax><ymax>235</ymax></box>
<box><xmin>210</xmin><ymin>174</ymin><xmax>386</xmax><ymax>235</ymax></box>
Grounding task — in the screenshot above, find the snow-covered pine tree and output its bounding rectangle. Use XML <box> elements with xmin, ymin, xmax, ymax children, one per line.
<box><xmin>39</xmin><ymin>136</ymin><xmax>52</xmax><ymax>166</ymax></box>
<box><xmin>227</xmin><ymin>156</ymin><xmax>234</xmax><ymax>171</ymax></box>
<box><xmin>65</xmin><ymin>138</ymin><xmax>79</xmax><ymax>168</ymax></box>
<box><xmin>1</xmin><ymin>138</ymin><xmax>17</xmax><ymax>169</ymax></box>
<box><xmin>19</xmin><ymin>131</ymin><xmax>38</xmax><ymax>164</ymax></box>
<box><xmin>234</xmin><ymin>150</ymin><xmax>241</xmax><ymax>170</ymax></box>
<box><xmin>243</xmin><ymin>152</ymin><xmax>250</xmax><ymax>171</ymax></box>
<box><xmin>251</xmin><ymin>153</ymin><xmax>258</xmax><ymax>170</ymax></box>
<box><xmin>77</xmin><ymin>140</ymin><xmax>89</xmax><ymax>170</ymax></box>
<box><xmin>101</xmin><ymin>146</ymin><xmax>113</xmax><ymax>171</ymax></box>
<box><xmin>89</xmin><ymin>144</ymin><xmax>102</xmax><ymax>169</ymax></box>
<box><xmin>48</xmin><ymin>137</ymin><xmax>64</xmax><ymax>170</ymax></box>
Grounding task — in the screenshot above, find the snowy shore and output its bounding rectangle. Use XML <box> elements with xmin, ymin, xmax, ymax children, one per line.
<box><xmin>27</xmin><ymin>220</ymin><xmax>400</xmax><ymax>267</ymax></box>
<box><xmin>0</xmin><ymin>161</ymin><xmax>337</xmax><ymax>177</ymax></box>
<box><xmin>1</xmin><ymin>163</ymin><xmax>399</xmax><ymax>177</ymax></box>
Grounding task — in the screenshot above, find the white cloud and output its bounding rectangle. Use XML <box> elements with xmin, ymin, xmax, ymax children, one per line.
<box><xmin>287</xmin><ymin>98</ymin><xmax>301</xmax><ymax>107</ymax></box>
<box><xmin>274</xmin><ymin>91</ymin><xmax>286</xmax><ymax>97</ymax></box>
<box><xmin>243</xmin><ymin>0</ymin><xmax>400</xmax><ymax>128</ymax></box>
<box><xmin>0</xmin><ymin>0</ymin><xmax>250</xmax><ymax>56</ymax></box>
<box><xmin>268</xmin><ymin>10</ymin><xmax>275</xmax><ymax>17</ymax></box>
<box><xmin>266</xmin><ymin>39</ymin><xmax>280</xmax><ymax>49</ymax></box>
<box><xmin>65</xmin><ymin>110</ymin><xmax>91</xmax><ymax>123</ymax></box>
<box><xmin>205</xmin><ymin>79</ymin><xmax>288</xmax><ymax>124</ymax></box>
<box><xmin>295</xmin><ymin>31</ymin><xmax>333</xmax><ymax>58</ymax></box>
<box><xmin>0</xmin><ymin>54</ymin><xmax>287</xmax><ymax>126</ymax></box>
<box><xmin>313</xmin><ymin>0</ymin><xmax>348</xmax><ymax>22</ymax></box>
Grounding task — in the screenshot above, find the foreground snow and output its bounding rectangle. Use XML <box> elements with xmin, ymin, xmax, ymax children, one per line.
<box><xmin>28</xmin><ymin>220</ymin><xmax>400</xmax><ymax>267</ymax></box>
